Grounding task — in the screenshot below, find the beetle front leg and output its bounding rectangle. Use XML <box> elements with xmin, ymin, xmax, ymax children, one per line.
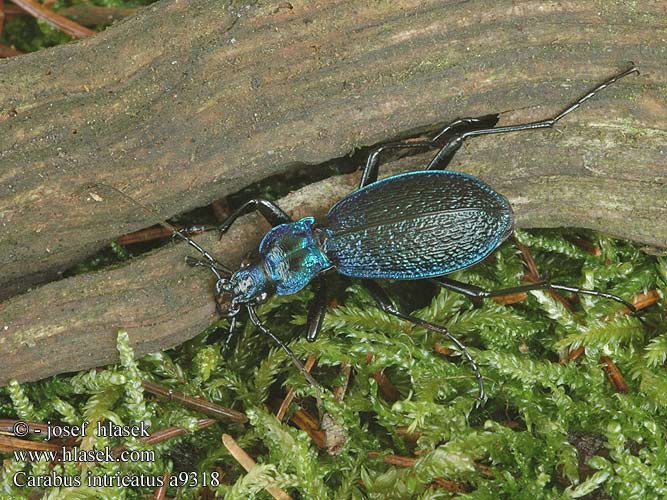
<box><xmin>246</xmin><ymin>305</ymin><xmax>324</xmax><ymax>412</ymax></box>
<box><xmin>361</xmin><ymin>279</ymin><xmax>485</xmax><ymax>402</ymax></box>
<box><xmin>359</xmin><ymin>114</ymin><xmax>500</xmax><ymax>188</ymax></box>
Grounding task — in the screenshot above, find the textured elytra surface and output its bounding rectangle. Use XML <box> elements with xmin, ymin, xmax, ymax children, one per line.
<box><xmin>323</xmin><ymin>171</ymin><xmax>513</xmax><ymax>278</ymax></box>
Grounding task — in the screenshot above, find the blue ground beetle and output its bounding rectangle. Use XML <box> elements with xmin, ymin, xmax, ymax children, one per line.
<box><xmin>167</xmin><ymin>66</ymin><xmax>639</xmax><ymax>401</ymax></box>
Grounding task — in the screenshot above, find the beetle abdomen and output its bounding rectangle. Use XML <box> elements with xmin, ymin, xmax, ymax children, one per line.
<box><xmin>323</xmin><ymin>171</ymin><xmax>513</xmax><ymax>279</ymax></box>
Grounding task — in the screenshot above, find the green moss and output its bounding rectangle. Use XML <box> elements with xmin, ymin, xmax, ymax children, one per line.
<box><xmin>1</xmin><ymin>229</ymin><xmax>665</xmax><ymax>499</ymax></box>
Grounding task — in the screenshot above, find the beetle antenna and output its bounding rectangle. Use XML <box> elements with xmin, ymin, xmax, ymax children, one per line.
<box><xmin>247</xmin><ymin>305</ymin><xmax>324</xmax><ymax>415</ymax></box>
<box><xmin>78</xmin><ymin>182</ymin><xmax>233</xmax><ymax>276</ymax></box>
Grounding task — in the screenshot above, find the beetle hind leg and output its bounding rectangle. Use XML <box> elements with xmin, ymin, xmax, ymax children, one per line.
<box><xmin>358</xmin><ymin>113</ymin><xmax>500</xmax><ymax>188</ymax></box>
<box><xmin>431</xmin><ymin>276</ymin><xmax>638</xmax><ymax>314</ymax></box>
<box><xmin>361</xmin><ymin>279</ymin><xmax>485</xmax><ymax>403</ymax></box>
<box><xmin>426</xmin><ymin>65</ymin><xmax>639</xmax><ymax>170</ymax></box>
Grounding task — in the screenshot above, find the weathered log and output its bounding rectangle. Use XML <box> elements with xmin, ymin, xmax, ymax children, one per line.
<box><xmin>1</xmin><ymin>0</ymin><xmax>666</xmax><ymax>384</ymax></box>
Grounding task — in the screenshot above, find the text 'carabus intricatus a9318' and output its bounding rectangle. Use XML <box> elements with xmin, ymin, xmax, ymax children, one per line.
<box><xmin>148</xmin><ymin>65</ymin><xmax>641</xmax><ymax>402</ymax></box>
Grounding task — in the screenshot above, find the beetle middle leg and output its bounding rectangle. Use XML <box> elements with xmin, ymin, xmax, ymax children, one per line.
<box><xmin>430</xmin><ymin>276</ymin><xmax>637</xmax><ymax>313</ymax></box>
<box><xmin>361</xmin><ymin>279</ymin><xmax>485</xmax><ymax>402</ymax></box>
<box><xmin>359</xmin><ymin>113</ymin><xmax>500</xmax><ymax>188</ymax></box>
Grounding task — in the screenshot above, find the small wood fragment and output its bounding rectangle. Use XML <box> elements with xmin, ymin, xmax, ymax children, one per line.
<box><xmin>0</xmin><ymin>435</ymin><xmax>62</xmax><ymax>452</ymax></box>
<box><xmin>600</xmin><ymin>356</ymin><xmax>629</xmax><ymax>393</ymax></box>
<box><xmin>368</xmin><ymin>451</ymin><xmax>416</xmax><ymax>467</ymax></box>
<box><xmin>395</xmin><ymin>426</ymin><xmax>420</xmax><ymax>443</ymax></box>
<box><xmin>517</xmin><ymin>240</ymin><xmax>577</xmax><ymax>311</ymax></box>
<box><xmin>434</xmin><ymin>342</ymin><xmax>454</xmax><ymax>356</ymax></box>
<box><xmin>371</xmin><ymin>371</ymin><xmax>400</xmax><ymax>403</ymax></box>
<box><xmin>2</xmin><ymin>3</ymin><xmax>25</xmax><ymax>17</ymax></box>
<box><xmin>143</xmin><ymin>419</ymin><xmax>216</xmax><ymax>446</ymax></box>
<box><xmin>432</xmin><ymin>477</ymin><xmax>468</xmax><ymax>493</ymax></box>
<box><xmin>0</xmin><ymin>43</ymin><xmax>23</xmax><ymax>58</ymax></box>
<box><xmin>333</xmin><ymin>362</ymin><xmax>351</xmax><ymax>402</ymax></box>
<box><xmin>567</xmin><ymin>346</ymin><xmax>586</xmax><ymax>362</ymax></box>
<box><xmin>117</xmin><ymin>226</ymin><xmax>181</xmax><ymax>245</ymax></box>
<box><xmin>0</xmin><ymin>419</ymin><xmax>49</xmax><ymax>436</ymax></box>
<box><xmin>569</xmin><ymin>237</ymin><xmax>602</xmax><ymax>256</ymax></box>
<box><xmin>113</xmin><ymin>419</ymin><xmax>217</xmax><ymax>456</ymax></box>
<box><xmin>367</xmin><ymin>451</ymin><xmax>468</xmax><ymax>493</ymax></box>
<box><xmin>289</xmin><ymin>409</ymin><xmax>325</xmax><ymax>449</ymax></box>
<box><xmin>516</xmin><ymin>241</ymin><xmax>541</xmax><ymax>282</ymax></box>
<box><xmin>222</xmin><ymin>433</ymin><xmax>292</xmax><ymax>500</ymax></box>
<box><xmin>492</xmin><ymin>292</ymin><xmax>529</xmax><ymax>305</ymax></box>
<box><xmin>626</xmin><ymin>289</ymin><xmax>660</xmax><ymax>314</ymax></box>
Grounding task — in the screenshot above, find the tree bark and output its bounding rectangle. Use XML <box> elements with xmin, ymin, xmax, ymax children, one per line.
<box><xmin>0</xmin><ymin>0</ymin><xmax>666</xmax><ymax>384</ymax></box>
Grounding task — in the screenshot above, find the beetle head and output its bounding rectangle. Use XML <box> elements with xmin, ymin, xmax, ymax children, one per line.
<box><xmin>214</xmin><ymin>263</ymin><xmax>273</xmax><ymax>317</ymax></box>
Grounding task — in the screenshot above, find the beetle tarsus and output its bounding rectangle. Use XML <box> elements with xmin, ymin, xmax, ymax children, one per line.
<box><xmin>306</xmin><ymin>276</ymin><xmax>329</xmax><ymax>342</ymax></box>
<box><xmin>221</xmin><ymin>315</ymin><xmax>238</xmax><ymax>355</ymax></box>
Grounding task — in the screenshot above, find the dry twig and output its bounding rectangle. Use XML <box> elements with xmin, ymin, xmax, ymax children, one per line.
<box><xmin>10</xmin><ymin>0</ymin><xmax>94</xmax><ymax>38</ymax></box>
<box><xmin>222</xmin><ymin>433</ymin><xmax>293</xmax><ymax>500</ymax></box>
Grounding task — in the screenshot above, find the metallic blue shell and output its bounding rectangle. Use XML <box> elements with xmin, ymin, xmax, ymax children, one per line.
<box><xmin>322</xmin><ymin>170</ymin><xmax>514</xmax><ymax>279</ymax></box>
<box><xmin>259</xmin><ymin>217</ymin><xmax>332</xmax><ymax>296</ymax></box>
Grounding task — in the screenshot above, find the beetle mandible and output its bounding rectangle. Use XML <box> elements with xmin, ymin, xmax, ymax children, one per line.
<box><xmin>175</xmin><ymin>65</ymin><xmax>639</xmax><ymax>402</ymax></box>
